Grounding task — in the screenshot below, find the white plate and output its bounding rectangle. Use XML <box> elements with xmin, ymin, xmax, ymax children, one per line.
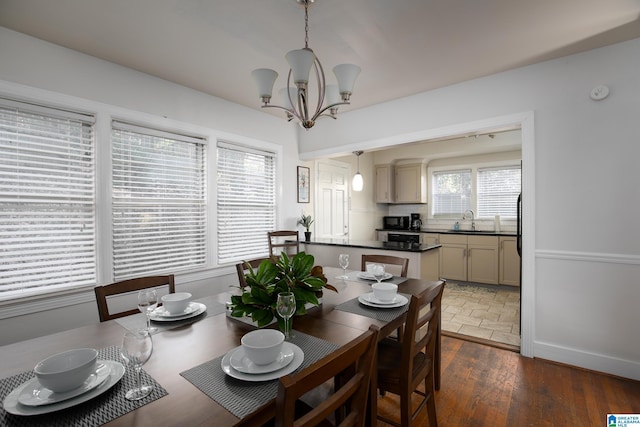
<box><xmin>357</xmin><ymin>272</ymin><xmax>393</xmax><ymax>281</ymax></box>
<box><xmin>18</xmin><ymin>362</ymin><xmax>111</xmax><ymax>406</ymax></box>
<box><xmin>221</xmin><ymin>342</ymin><xmax>304</xmax><ymax>382</ymax></box>
<box><xmin>150</xmin><ymin>302</ymin><xmax>206</xmax><ymax>322</ymax></box>
<box><xmin>363</xmin><ymin>293</ymin><xmax>399</xmax><ymax>305</ymax></box>
<box><xmin>358</xmin><ymin>293</ymin><xmax>408</xmax><ymax>309</ymax></box>
<box><xmin>3</xmin><ymin>360</ymin><xmax>125</xmax><ymax>416</ymax></box>
<box><xmin>151</xmin><ymin>302</ymin><xmax>200</xmax><ymax>318</ymax></box>
<box><xmin>229</xmin><ymin>345</ymin><xmax>295</xmax><ymax>374</ymax></box>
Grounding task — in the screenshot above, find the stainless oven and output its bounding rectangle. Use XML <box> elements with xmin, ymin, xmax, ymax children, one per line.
<box><xmin>387</xmin><ymin>233</ymin><xmax>420</xmax><ymax>243</ymax></box>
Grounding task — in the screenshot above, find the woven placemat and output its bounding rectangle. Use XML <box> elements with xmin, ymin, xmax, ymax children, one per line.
<box><xmin>335</xmin><ymin>293</ymin><xmax>410</xmax><ymax>322</ymax></box>
<box><xmin>0</xmin><ymin>346</ymin><xmax>167</xmax><ymax>427</ymax></box>
<box><xmin>115</xmin><ymin>295</ymin><xmax>227</xmax><ymax>332</ymax></box>
<box><xmin>180</xmin><ymin>330</ymin><xmax>339</xmax><ymax>419</ymax></box>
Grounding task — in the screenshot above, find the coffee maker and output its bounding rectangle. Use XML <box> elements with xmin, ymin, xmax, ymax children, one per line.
<box><xmin>410</xmin><ymin>213</ymin><xmax>422</xmax><ymax>231</ymax></box>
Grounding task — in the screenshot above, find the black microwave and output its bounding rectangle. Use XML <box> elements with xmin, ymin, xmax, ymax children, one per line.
<box><xmin>383</xmin><ymin>216</ymin><xmax>410</xmax><ymax>230</ymax></box>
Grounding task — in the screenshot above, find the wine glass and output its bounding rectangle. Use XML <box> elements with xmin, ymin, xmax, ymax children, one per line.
<box><xmin>276</xmin><ymin>292</ymin><xmax>296</xmax><ymax>340</ymax></box>
<box><xmin>138</xmin><ymin>289</ymin><xmax>158</xmax><ymax>334</ymax></box>
<box><xmin>337</xmin><ymin>253</ymin><xmax>349</xmax><ymax>279</ymax></box>
<box><xmin>372</xmin><ymin>263</ymin><xmax>386</xmax><ymax>284</ymax></box>
<box><xmin>120</xmin><ymin>330</ymin><xmax>153</xmax><ymax>401</ymax></box>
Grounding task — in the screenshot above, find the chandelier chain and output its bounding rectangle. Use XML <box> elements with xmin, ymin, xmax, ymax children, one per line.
<box><xmin>304</xmin><ymin>1</ymin><xmax>309</xmax><ymax>49</ymax></box>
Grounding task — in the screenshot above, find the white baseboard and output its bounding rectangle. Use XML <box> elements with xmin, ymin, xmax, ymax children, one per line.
<box><xmin>535</xmin><ymin>340</ymin><xmax>640</xmax><ymax>381</ymax></box>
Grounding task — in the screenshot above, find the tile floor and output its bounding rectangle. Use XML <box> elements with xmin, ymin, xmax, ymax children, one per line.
<box><xmin>441</xmin><ymin>281</ymin><xmax>520</xmax><ymax>347</ymax></box>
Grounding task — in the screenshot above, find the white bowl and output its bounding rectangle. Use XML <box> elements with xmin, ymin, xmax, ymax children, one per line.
<box><xmin>161</xmin><ymin>292</ymin><xmax>192</xmax><ymax>314</ymax></box>
<box><xmin>34</xmin><ymin>348</ymin><xmax>98</xmax><ymax>393</ymax></box>
<box><xmin>241</xmin><ymin>329</ymin><xmax>284</xmax><ymax>366</ymax></box>
<box><xmin>372</xmin><ymin>282</ymin><xmax>398</xmax><ymax>302</ymax></box>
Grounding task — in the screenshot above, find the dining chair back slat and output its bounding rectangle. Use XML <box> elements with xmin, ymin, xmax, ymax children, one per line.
<box><xmin>268</xmin><ymin>230</ymin><xmax>300</xmax><ymax>257</ymax></box>
<box><xmin>361</xmin><ymin>254</ymin><xmax>409</xmax><ymax>278</ymax></box>
<box><xmin>94</xmin><ymin>275</ymin><xmax>175</xmax><ymax>322</ymax></box>
<box><xmin>275</xmin><ymin>325</ymin><xmax>380</xmax><ymax>427</ymax></box>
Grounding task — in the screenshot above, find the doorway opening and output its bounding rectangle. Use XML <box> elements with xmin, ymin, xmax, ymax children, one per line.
<box><xmin>328</xmin><ymin>126</ymin><xmax>526</xmax><ymax>351</ymax></box>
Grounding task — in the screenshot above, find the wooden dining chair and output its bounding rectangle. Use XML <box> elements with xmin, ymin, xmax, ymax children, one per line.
<box><xmin>375</xmin><ymin>281</ymin><xmax>445</xmax><ymax>427</ymax></box>
<box><xmin>268</xmin><ymin>230</ymin><xmax>300</xmax><ymax>257</ymax></box>
<box><xmin>275</xmin><ymin>325</ymin><xmax>380</xmax><ymax>427</ymax></box>
<box><xmin>235</xmin><ymin>257</ymin><xmax>272</xmax><ymax>288</ymax></box>
<box><xmin>94</xmin><ymin>275</ymin><xmax>175</xmax><ymax>322</ymax></box>
<box><xmin>361</xmin><ymin>254</ymin><xmax>409</xmax><ymax>277</ymax></box>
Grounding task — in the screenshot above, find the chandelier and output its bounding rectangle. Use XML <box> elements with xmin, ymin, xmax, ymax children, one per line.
<box><xmin>251</xmin><ymin>0</ymin><xmax>361</xmax><ymax>129</ymax></box>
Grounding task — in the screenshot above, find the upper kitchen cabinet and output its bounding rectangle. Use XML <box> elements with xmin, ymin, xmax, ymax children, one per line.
<box><xmin>395</xmin><ymin>163</ymin><xmax>427</xmax><ymax>203</ymax></box>
<box><xmin>375</xmin><ymin>164</ymin><xmax>394</xmax><ymax>203</ymax></box>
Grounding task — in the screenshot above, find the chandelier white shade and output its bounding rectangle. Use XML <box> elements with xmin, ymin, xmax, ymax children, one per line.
<box><xmin>251</xmin><ymin>0</ymin><xmax>361</xmax><ymax>129</ymax></box>
<box><xmin>352</xmin><ymin>150</ymin><xmax>363</xmax><ymax>192</ymax></box>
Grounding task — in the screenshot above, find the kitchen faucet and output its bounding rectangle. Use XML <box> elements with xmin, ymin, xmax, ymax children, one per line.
<box><xmin>463</xmin><ymin>209</ymin><xmax>476</xmax><ymax>231</ymax></box>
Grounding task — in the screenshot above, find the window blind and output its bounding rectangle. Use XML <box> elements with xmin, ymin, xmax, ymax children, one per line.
<box><xmin>477</xmin><ymin>166</ymin><xmax>521</xmax><ymax>218</ymax></box>
<box><xmin>111</xmin><ymin>121</ymin><xmax>206</xmax><ymax>280</ymax></box>
<box><xmin>431</xmin><ymin>169</ymin><xmax>471</xmax><ymax>217</ymax></box>
<box><xmin>0</xmin><ymin>99</ymin><xmax>96</xmax><ymax>298</ymax></box>
<box><xmin>217</xmin><ymin>141</ymin><xmax>276</xmax><ymax>264</ymax></box>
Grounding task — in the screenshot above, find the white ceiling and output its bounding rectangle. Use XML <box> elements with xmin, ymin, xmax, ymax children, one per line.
<box><xmin>1</xmin><ymin>0</ymin><xmax>639</xmax><ymax>120</ymax></box>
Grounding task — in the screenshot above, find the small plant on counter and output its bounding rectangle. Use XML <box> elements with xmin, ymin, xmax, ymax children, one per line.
<box><xmin>297</xmin><ymin>213</ymin><xmax>314</xmax><ymax>232</ymax></box>
<box><xmin>229</xmin><ymin>251</ymin><xmax>337</xmax><ymax>328</ymax></box>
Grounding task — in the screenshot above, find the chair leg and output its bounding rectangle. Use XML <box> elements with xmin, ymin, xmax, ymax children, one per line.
<box><xmin>400</xmin><ymin>387</ymin><xmax>411</xmax><ymax>427</ymax></box>
<box><xmin>425</xmin><ymin>376</ymin><xmax>437</xmax><ymax>427</ymax></box>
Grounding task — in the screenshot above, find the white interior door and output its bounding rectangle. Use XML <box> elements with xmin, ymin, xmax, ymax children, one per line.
<box><xmin>315</xmin><ymin>160</ymin><xmax>349</xmax><ymax>238</ymax></box>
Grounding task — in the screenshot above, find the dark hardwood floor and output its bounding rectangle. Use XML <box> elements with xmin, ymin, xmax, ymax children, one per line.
<box><xmin>377</xmin><ymin>336</ymin><xmax>640</xmax><ymax>426</ymax></box>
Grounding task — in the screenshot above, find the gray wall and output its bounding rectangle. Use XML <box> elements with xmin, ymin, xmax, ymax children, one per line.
<box><xmin>298</xmin><ymin>37</ymin><xmax>640</xmax><ymax>380</ymax></box>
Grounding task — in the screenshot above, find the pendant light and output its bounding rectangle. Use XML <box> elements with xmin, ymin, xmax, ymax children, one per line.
<box><xmin>352</xmin><ymin>151</ymin><xmax>363</xmax><ymax>192</ymax></box>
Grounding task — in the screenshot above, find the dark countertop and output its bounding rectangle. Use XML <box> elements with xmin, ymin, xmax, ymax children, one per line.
<box><xmin>377</xmin><ymin>228</ymin><xmax>516</xmax><ymax>237</ymax></box>
<box><xmin>301</xmin><ymin>238</ymin><xmax>441</xmax><ymax>253</ymax></box>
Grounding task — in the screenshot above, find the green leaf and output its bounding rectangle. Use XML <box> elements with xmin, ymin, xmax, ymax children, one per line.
<box><xmin>293</xmin><ymin>287</ymin><xmax>319</xmax><ymax>305</ymax></box>
<box><xmin>250</xmin><ymin>285</ymin><xmax>274</xmax><ymax>304</ymax></box>
<box><xmin>251</xmin><ymin>308</ymin><xmax>274</xmax><ymax>327</ymax></box>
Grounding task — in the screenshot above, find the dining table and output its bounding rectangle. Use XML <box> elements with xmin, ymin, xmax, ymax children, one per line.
<box><xmin>0</xmin><ymin>267</ymin><xmax>443</xmax><ymax>427</ymax></box>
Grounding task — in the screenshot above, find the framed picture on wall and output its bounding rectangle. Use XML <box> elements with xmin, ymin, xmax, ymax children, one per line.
<box><xmin>297</xmin><ymin>166</ymin><xmax>310</xmax><ymax>203</ymax></box>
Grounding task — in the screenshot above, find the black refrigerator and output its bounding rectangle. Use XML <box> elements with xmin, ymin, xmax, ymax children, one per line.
<box><xmin>516</xmin><ymin>191</ymin><xmax>522</xmax><ymax>330</ymax></box>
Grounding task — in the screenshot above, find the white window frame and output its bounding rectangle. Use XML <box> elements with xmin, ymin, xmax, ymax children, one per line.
<box><xmin>431</xmin><ymin>169</ymin><xmax>472</xmax><ymax>218</ymax></box>
<box><xmin>428</xmin><ymin>160</ymin><xmax>521</xmax><ymax>219</ymax></box>
<box><xmin>477</xmin><ymin>165</ymin><xmax>521</xmax><ymax>219</ymax></box>
<box><xmin>111</xmin><ymin>120</ymin><xmax>208</xmax><ymax>280</ymax></box>
<box><xmin>216</xmin><ymin>140</ymin><xmax>277</xmax><ymax>265</ymax></box>
<box><xmin>0</xmin><ymin>97</ymin><xmax>97</xmax><ymax>300</ymax></box>
<box><xmin>0</xmin><ymin>87</ymin><xmax>283</xmax><ymax>305</ymax></box>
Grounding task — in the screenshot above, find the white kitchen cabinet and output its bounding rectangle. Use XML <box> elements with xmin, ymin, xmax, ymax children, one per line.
<box><xmin>375</xmin><ymin>164</ymin><xmax>394</xmax><ymax>203</ymax></box>
<box><xmin>439</xmin><ymin>234</ymin><xmax>467</xmax><ymax>282</ymax></box>
<box><xmin>499</xmin><ymin>236</ymin><xmax>521</xmax><ymax>286</ymax></box>
<box><xmin>377</xmin><ymin>231</ymin><xmax>388</xmax><ymax>242</ymax></box>
<box><xmin>394</xmin><ymin>163</ymin><xmax>427</xmax><ymax>203</ymax></box>
<box><xmin>467</xmin><ymin>235</ymin><xmax>499</xmax><ymax>285</ymax></box>
<box><xmin>439</xmin><ymin>233</ymin><xmax>499</xmax><ymax>284</ymax></box>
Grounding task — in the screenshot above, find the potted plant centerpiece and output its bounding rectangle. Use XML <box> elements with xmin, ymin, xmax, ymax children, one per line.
<box><xmin>229</xmin><ymin>251</ymin><xmax>337</xmax><ymax>329</ymax></box>
<box><xmin>298</xmin><ymin>213</ymin><xmax>314</xmax><ymax>241</ymax></box>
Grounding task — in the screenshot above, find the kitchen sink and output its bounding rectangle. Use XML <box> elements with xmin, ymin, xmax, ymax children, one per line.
<box><xmin>447</xmin><ymin>229</ymin><xmax>493</xmax><ymax>233</ymax></box>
